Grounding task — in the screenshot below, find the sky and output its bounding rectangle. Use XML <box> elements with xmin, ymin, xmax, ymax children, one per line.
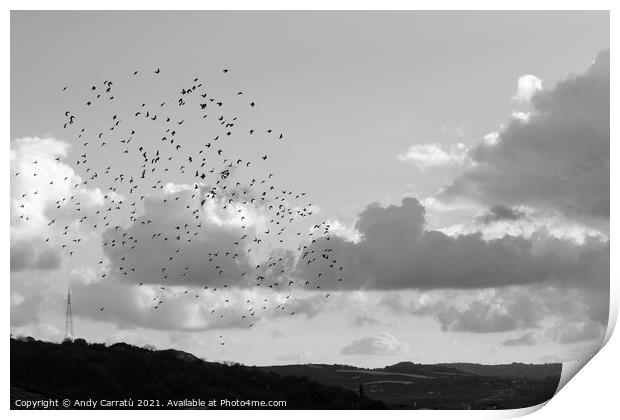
<box><xmin>10</xmin><ymin>11</ymin><xmax>609</xmax><ymax>366</ymax></box>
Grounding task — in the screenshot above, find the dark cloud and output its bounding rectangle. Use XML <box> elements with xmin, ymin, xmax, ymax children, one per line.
<box><xmin>294</xmin><ymin>197</ymin><xmax>608</xmax><ymax>291</ymax></box>
<box><xmin>102</xmin><ymin>191</ymin><xmax>257</xmax><ymax>288</ymax></box>
<box><xmin>101</xmin><ymin>183</ymin><xmax>608</xmax><ymax>297</ymax></box>
<box><xmin>341</xmin><ymin>333</ymin><xmax>407</xmax><ymax>355</ymax></box>
<box><xmin>402</xmin><ymin>290</ymin><xmax>540</xmax><ymax>333</ymax></box>
<box><xmin>502</xmin><ymin>332</ymin><xmax>536</xmax><ymax>347</ymax></box>
<box><xmin>443</xmin><ymin>50</ymin><xmax>609</xmax><ymax>225</ymax></box>
<box><xmin>88</xmin><ymin>187</ymin><xmax>608</xmax><ymax>338</ymax></box>
<box><xmin>380</xmin><ymin>283</ymin><xmax>608</xmax><ymax>339</ymax></box>
<box><xmin>552</xmin><ymin>320</ymin><xmax>606</xmax><ymax>345</ymax></box>
<box><xmin>476</xmin><ymin>205</ymin><xmax>526</xmax><ymax>224</ymax></box>
<box><xmin>432</xmin><ymin>301</ymin><xmax>534</xmax><ymax>333</ymax></box>
<box><xmin>10</xmin><ymin>238</ymin><xmax>62</xmax><ymax>272</ymax></box>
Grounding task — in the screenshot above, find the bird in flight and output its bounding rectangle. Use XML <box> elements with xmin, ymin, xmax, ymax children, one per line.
<box><xmin>47</xmin><ymin>64</ymin><xmax>346</xmax><ymax>342</ymax></box>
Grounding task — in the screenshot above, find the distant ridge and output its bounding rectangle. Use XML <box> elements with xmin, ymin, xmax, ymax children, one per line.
<box><xmin>261</xmin><ymin>360</ymin><xmax>561</xmax><ymax>409</ymax></box>
<box><xmin>438</xmin><ymin>362</ymin><xmax>561</xmax><ymax>380</ymax></box>
<box><xmin>11</xmin><ymin>337</ymin><xmax>560</xmax><ymax>410</ymax></box>
<box><xmin>383</xmin><ymin>361</ymin><xmax>561</xmax><ymax>380</ymax></box>
<box><xmin>10</xmin><ymin>337</ymin><xmax>384</xmax><ymax>410</ymax></box>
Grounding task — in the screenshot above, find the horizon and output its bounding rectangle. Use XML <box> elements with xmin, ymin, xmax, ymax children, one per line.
<box><xmin>10</xmin><ymin>335</ymin><xmax>563</xmax><ymax>368</ymax></box>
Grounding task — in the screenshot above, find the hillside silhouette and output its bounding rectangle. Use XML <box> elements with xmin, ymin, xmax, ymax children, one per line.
<box><xmin>10</xmin><ymin>337</ymin><xmax>384</xmax><ymax>409</ymax></box>
<box><xmin>11</xmin><ymin>337</ymin><xmax>561</xmax><ymax>410</ymax></box>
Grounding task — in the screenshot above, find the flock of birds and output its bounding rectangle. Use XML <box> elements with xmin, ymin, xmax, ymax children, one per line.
<box><xmin>14</xmin><ymin>68</ymin><xmax>346</xmax><ymax>345</ymax></box>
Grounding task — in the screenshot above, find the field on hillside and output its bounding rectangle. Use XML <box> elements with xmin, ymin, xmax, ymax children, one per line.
<box><xmin>260</xmin><ymin>362</ymin><xmax>562</xmax><ymax>409</ymax></box>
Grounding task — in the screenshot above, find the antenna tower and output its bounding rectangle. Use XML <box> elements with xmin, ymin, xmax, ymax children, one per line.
<box><xmin>64</xmin><ymin>288</ymin><xmax>74</xmax><ymax>341</ymax></box>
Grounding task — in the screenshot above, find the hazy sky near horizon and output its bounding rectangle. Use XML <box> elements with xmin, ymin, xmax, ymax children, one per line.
<box><xmin>10</xmin><ymin>11</ymin><xmax>609</xmax><ymax>366</ymax></box>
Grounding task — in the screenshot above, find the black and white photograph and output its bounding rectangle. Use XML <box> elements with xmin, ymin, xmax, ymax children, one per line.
<box><xmin>8</xmin><ymin>7</ymin><xmax>611</xmax><ymax>412</ymax></box>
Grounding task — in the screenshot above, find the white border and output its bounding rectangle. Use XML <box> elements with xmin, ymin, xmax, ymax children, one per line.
<box><xmin>4</xmin><ymin>2</ymin><xmax>616</xmax><ymax>419</ymax></box>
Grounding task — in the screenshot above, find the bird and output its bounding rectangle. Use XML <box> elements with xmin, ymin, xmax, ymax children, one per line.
<box><xmin>45</xmin><ymin>65</ymin><xmax>345</xmax><ymax>336</ymax></box>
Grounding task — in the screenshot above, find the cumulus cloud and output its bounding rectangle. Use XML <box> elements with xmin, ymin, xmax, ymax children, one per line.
<box><xmin>512</xmin><ymin>74</ymin><xmax>543</xmax><ymax>102</ymax></box>
<box><xmin>350</xmin><ymin>313</ymin><xmax>380</xmax><ymax>327</ymax></box>
<box><xmin>502</xmin><ymin>332</ymin><xmax>536</xmax><ymax>347</ymax></box>
<box><xmin>442</xmin><ymin>50</ymin><xmax>609</xmax><ymax>226</ymax></box>
<box><xmin>380</xmin><ymin>283</ymin><xmax>607</xmax><ymax>342</ymax></box>
<box><xmin>108</xmin><ymin>184</ymin><xmax>605</xmax><ymax>298</ymax></box>
<box><xmin>10</xmin><ymin>53</ymin><xmax>609</xmax><ymax>358</ymax></box>
<box><xmin>397</xmin><ymin>143</ymin><xmax>470</xmax><ymax>169</ymax></box>
<box><xmin>476</xmin><ymin>205</ymin><xmax>526</xmax><ymax>225</ymax></box>
<box><xmin>393</xmin><ymin>288</ymin><xmax>541</xmax><ymax>333</ymax></box>
<box><xmin>442</xmin><ymin>209</ymin><xmax>607</xmax><ymax>246</ymax></box>
<box><xmin>324</xmin><ymin>219</ymin><xmax>361</xmax><ymax>243</ymax></box>
<box><xmin>341</xmin><ymin>333</ymin><xmax>407</xmax><ymax>356</ymax></box>
<box><xmin>294</xmin><ymin>197</ymin><xmax>608</xmax><ymax>291</ymax></box>
<box><xmin>101</xmin><ymin>189</ymin><xmax>263</xmax><ymax>288</ymax></box>
<box><xmin>70</xmin><ymin>278</ymin><xmax>328</xmax><ymax>332</ymax></box>
<box><xmin>10</xmin><ymin>137</ymin><xmax>108</xmax><ymax>272</ymax></box>
<box><xmin>548</xmin><ymin>319</ymin><xmax>606</xmax><ymax>345</ymax></box>
<box><xmin>11</xmin><ymin>240</ymin><xmax>62</xmax><ymax>272</ymax></box>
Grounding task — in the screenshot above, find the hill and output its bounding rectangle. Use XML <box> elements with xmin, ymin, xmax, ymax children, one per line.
<box><xmin>260</xmin><ymin>361</ymin><xmax>562</xmax><ymax>409</ymax></box>
<box><xmin>10</xmin><ymin>337</ymin><xmax>384</xmax><ymax>409</ymax></box>
<box><xmin>439</xmin><ymin>362</ymin><xmax>561</xmax><ymax>380</ymax></box>
<box><xmin>11</xmin><ymin>337</ymin><xmax>561</xmax><ymax>410</ymax></box>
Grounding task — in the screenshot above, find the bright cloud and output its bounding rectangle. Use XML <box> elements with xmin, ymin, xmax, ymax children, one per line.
<box><xmin>512</xmin><ymin>74</ymin><xmax>543</xmax><ymax>102</ymax></box>
<box><xmin>397</xmin><ymin>143</ymin><xmax>470</xmax><ymax>169</ymax></box>
<box><xmin>341</xmin><ymin>333</ymin><xmax>408</xmax><ymax>356</ymax></box>
<box><xmin>10</xmin><ymin>137</ymin><xmax>107</xmax><ymax>272</ymax></box>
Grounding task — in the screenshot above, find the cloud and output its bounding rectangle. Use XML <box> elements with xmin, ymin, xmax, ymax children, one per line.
<box><xmin>324</xmin><ymin>219</ymin><xmax>361</xmax><ymax>243</ymax></box>
<box><xmin>10</xmin><ymin>137</ymin><xmax>108</xmax><ymax>272</ymax></box>
<box><xmin>69</xmin><ymin>191</ymin><xmax>607</xmax><ymax>339</ymax></box>
<box><xmin>512</xmin><ymin>74</ymin><xmax>543</xmax><ymax>102</ymax></box>
<box><xmin>10</xmin><ymin>290</ymin><xmax>43</xmax><ymax>328</ymax></box>
<box><xmin>102</xmin><ymin>187</ymin><xmax>574</xmax><ymax>295</ymax></box>
<box><xmin>379</xmin><ymin>283</ymin><xmax>608</xmax><ymax>340</ymax></box>
<box><xmin>294</xmin><ymin>197</ymin><xmax>608</xmax><ymax>291</ymax></box>
<box><xmin>442</xmin><ymin>50</ymin><xmax>609</xmax><ymax>226</ymax></box>
<box><xmin>341</xmin><ymin>333</ymin><xmax>408</xmax><ymax>356</ymax></box>
<box><xmin>11</xmin><ymin>322</ymin><xmax>62</xmax><ymax>342</ymax></box>
<box><xmin>442</xmin><ymin>208</ymin><xmax>607</xmax><ymax>245</ymax></box>
<box><xmin>10</xmin><ymin>239</ymin><xmax>62</xmax><ymax>272</ymax></box>
<box><xmin>350</xmin><ymin>313</ymin><xmax>380</xmax><ymax>327</ymax></box>
<box><xmin>476</xmin><ymin>205</ymin><xmax>526</xmax><ymax>224</ymax></box>
<box><xmin>101</xmin><ymin>189</ymin><xmax>261</xmax><ymax>289</ymax></box>
<box><xmin>549</xmin><ymin>319</ymin><xmax>606</xmax><ymax>345</ymax></box>
<box><xmin>397</xmin><ymin>143</ymin><xmax>470</xmax><ymax>169</ymax></box>
<box><xmin>70</xmin><ymin>277</ymin><xmax>328</xmax><ymax>332</ymax></box>
<box><xmin>404</xmin><ymin>289</ymin><xmax>541</xmax><ymax>333</ymax></box>
<box><xmin>502</xmin><ymin>332</ymin><xmax>536</xmax><ymax>347</ymax></box>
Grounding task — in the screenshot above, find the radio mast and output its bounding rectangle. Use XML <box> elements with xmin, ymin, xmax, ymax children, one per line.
<box><xmin>64</xmin><ymin>288</ymin><xmax>74</xmax><ymax>341</ymax></box>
